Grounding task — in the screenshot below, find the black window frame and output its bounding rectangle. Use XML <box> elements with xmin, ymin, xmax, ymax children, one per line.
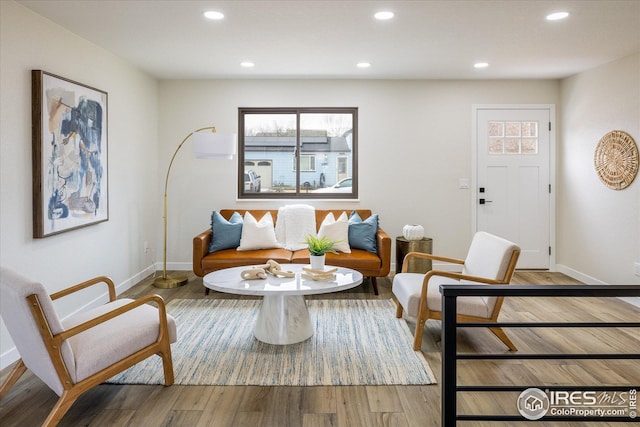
<box><xmin>238</xmin><ymin>107</ymin><xmax>358</xmax><ymax>199</ymax></box>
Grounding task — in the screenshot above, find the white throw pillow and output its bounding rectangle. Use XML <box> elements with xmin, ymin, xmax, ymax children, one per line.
<box><xmin>317</xmin><ymin>212</ymin><xmax>351</xmax><ymax>253</ymax></box>
<box><xmin>237</xmin><ymin>212</ymin><xmax>281</xmax><ymax>251</ymax></box>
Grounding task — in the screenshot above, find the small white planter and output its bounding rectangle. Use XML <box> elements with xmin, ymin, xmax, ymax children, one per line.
<box><xmin>310</xmin><ymin>254</ymin><xmax>326</xmax><ymax>270</ymax></box>
<box><xmin>402</xmin><ymin>224</ymin><xmax>425</xmax><ymax>241</ymax></box>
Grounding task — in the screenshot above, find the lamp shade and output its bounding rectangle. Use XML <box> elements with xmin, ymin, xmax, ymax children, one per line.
<box><xmin>192</xmin><ymin>130</ymin><xmax>237</xmax><ymax>159</ymax></box>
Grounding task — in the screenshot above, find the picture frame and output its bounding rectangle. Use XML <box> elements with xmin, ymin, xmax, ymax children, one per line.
<box><xmin>32</xmin><ymin>70</ymin><xmax>109</xmax><ymax>238</ymax></box>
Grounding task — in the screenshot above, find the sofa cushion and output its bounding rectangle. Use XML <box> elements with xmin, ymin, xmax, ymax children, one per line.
<box><xmin>238</xmin><ymin>212</ymin><xmax>281</xmax><ymax>251</ymax></box>
<box><xmin>317</xmin><ymin>212</ymin><xmax>351</xmax><ymax>253</ymax></box>
<box><xmin>209</xmin><ymin>211</ymin><xmax>243</xmax><ymax>252</ymax></box>
<box><xmin>203</xmin><ymin>248</ymin><xmax>293</xmax><ymax>271</ymax></box>
<box><xmin>348</xmin><ymin>211</ymin><xmax>378</xmax><ymax>253</ymax></box>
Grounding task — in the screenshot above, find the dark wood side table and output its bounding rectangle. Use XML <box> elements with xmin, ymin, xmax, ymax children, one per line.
<box><xmin>396</xmin><ymin>236</ymin><xmax>433</xmax><ymax>274</ymax></box>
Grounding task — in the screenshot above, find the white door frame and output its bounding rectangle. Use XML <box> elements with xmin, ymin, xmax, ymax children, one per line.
<box><xmin>471</xmin><ymin>104</ymin><xmax>557</xmax><ymax>271</ymax></box>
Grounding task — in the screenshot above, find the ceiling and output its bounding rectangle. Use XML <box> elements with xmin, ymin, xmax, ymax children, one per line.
<box><xmin>17</xmin><ymin>0</ymin><xmax>640</xmax><ymax>80</ymax></box>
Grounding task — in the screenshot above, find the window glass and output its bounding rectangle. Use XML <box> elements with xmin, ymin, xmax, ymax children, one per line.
<box><xmin>239</xmin><ymin>108</ymin><xmax>357</xmax><ymax>198</ymax></box>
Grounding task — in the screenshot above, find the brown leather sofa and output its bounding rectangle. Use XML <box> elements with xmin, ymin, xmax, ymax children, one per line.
<box><xmin>193</xmin><ymin>209</ymin><xmax>391</xmax><ymax>294</ymax></box>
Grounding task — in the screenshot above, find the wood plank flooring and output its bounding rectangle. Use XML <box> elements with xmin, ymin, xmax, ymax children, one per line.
<box><xmin>1</xmin><ymin>272</ymin><xmax>638</xmax><ymax>426</ymax></box>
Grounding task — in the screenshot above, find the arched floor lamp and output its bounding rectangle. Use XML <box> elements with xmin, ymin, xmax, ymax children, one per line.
<box><xmin>154</xmin><ymin>126</ymin><xmax>237</xmax><ymax>288</ymax></box>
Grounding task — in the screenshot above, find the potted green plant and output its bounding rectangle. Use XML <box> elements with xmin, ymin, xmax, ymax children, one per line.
<box><xmin>304</xmin><ymin>235</ymin><xmax>339</xmax><ymax>270</ymax></box>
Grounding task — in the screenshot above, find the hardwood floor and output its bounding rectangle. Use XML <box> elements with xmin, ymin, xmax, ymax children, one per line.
<box><xmin>1</xmin><ymin>271</ymin><xmax>638</xmax><ymax>426</ymax></box>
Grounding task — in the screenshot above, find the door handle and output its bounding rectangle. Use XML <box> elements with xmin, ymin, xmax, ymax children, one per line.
<box><xmin>479</xmin><ymin>198</ymin><xmax>493</xmax><ymax>204</ymax></box>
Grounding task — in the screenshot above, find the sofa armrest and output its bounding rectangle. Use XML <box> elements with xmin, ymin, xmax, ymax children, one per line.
<box><xmin>193</xmin><ymin>229</ymin><xmax>212</xmax><ymax>277</ymax></box>
<box><xmin>376</xmin><ymin>227</ymin><xmax>392</xmax><ymax>277</ymax></box>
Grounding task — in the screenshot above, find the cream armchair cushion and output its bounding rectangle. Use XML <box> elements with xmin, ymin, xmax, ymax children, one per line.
<box><xmin>61</xmin><ymin>298</ymin><xmax>177</xmax><ymax>383</ymax></box>
<box><xmin>394</xmin><ymin>274</ymin><xmax>495</xmax><ymax>319</ymax></box>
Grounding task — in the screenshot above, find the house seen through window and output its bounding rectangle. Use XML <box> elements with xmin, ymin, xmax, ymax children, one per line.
<box><xmin>238</xmin><ymin>108</ymin><xmax>358</xmax><ymax>199</ymax></box>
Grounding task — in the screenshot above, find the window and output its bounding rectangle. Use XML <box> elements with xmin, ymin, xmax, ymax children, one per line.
<box><xmin>238</xmin><ymin>108</ymin><xmax>358</xmax><ymax>199</ymax></box>
<box><xmin>294</xmin><ymin>155</ymin><xmax>316</xmax><ymax>172</ymax></box>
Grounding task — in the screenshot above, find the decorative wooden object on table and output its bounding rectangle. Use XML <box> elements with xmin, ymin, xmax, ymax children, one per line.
<box><xmin>240</xmin><ymin>259</ymin><xmax>295</xmax><ymax>280</ymax></box>
<box><xmin>301</xmin><ymin>267</ymin><xmax>337</xmax><ymax>281</ymax></box>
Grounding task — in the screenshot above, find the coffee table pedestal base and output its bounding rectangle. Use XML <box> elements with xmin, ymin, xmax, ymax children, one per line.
<box><xmin>254</xmin><ymin>295</ymin><xmax>313</xmax><ymax>345</ymax></box>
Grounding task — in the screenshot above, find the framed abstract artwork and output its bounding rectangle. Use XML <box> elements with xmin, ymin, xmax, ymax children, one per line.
<box><xmin>32</xmin><ymin>70</ymin><xmax>109</xmax><ymax>238</ymax></box>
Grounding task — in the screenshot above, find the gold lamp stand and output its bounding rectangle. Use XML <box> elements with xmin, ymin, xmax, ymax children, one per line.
<box><xmin>154</xmin><ymin>126</ymin><xmax>236</xmax><ymax>288</ymax></box>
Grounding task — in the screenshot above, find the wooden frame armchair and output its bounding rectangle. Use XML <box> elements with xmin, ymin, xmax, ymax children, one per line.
<box><xmin>392</xmin><ymin>232</ymin><xmax>520</xmax><ymax>351</ymax></box>
<box><xmin>0</xmin><ymin>268</ymin><xmax>176</xmax><ymax>427</ymax></box>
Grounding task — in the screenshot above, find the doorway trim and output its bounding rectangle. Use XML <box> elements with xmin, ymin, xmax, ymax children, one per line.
<box><xmin>471</xmin><ymin>104</ymin><xmax>557</xmax><ymax>271</ymax></box>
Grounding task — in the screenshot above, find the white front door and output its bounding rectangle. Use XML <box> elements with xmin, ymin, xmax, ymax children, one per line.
<box><xmin>475</xmin><ymin>107</ymin><xmax>552</xmax><ymax>269</ymax></box>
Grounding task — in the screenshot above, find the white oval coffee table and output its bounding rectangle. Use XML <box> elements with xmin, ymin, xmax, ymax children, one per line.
<box><xmin>203</xmin><ymin>264</ymin><xmax>363</xmax><ymax>345</ymax></box>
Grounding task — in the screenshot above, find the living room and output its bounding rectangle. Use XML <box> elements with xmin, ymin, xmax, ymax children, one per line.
<box><xmin>1</xmin><ymin>1</ymin><xmax>639</xmax><ymax>425</ymax></box>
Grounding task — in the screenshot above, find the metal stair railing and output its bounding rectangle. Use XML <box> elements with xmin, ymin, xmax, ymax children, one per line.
<box><xmin>440</xmin><ymin>284</ymin><xmax>640</xmax><ymax>425</ymax></box>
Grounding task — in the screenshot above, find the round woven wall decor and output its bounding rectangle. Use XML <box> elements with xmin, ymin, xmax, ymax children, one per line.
<box><xmin>594</xmin><ymin>130</ymin><xmax>639</xmax><ymax>190</ymax></box>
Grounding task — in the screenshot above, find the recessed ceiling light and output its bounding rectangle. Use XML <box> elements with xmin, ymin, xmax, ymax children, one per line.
<box><xmin>474</xmin><ymin>62</ymin><xmax>489</xmax><ymax>69</ymax></box>
<box><xmin>204</xmin><ymin>10</ymin><xmax>225</xmax><ymax>20</ymax></box>
<box><xmin>546</xmin><ymin>11</ymin><xmax>569</xmax><ymax>21</ymax></box>
<box><xmin>240</xmin><ymin>61</ymin><xmax>255</xmax><ymax>68</ymax></box>
<box><xmin>357</xmin><ymin>62</ymin><xmax>371</xmax><ymax>68</ymax></box>
<box><xmin>374</xmin><ymin>11</ymin><xmax>394</xmax><ymax>20</ymax></box>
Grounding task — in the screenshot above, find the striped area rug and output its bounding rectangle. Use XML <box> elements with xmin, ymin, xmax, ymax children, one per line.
<box><xmin>107</xmin><ymin>298</ymin><xmax>436</xmax><ymax>386</ymax></box>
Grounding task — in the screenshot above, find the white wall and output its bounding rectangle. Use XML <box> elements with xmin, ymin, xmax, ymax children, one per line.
<box><xmin>0</xmin><ymin>1</ymin><xmax>159</xmax><ymax>366</ymax></box>
<box><xmin>558</xmin><ymin>53</ymin><xmax>640</xmax><ymax>286</ymax></box>
<box><xmin>159</xmin><ymin>79</ymin><xmax>560</xmax><ymax>269</ymax></box>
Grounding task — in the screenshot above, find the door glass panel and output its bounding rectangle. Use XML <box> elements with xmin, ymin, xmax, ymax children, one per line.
<box><xmin>522</xmin><ymin>121</ymin><xmax>538</xmax><ymax>137</ymax></box>
<box><xmin>488</xmin><ymin>121</ymin><xmax>539</xmax><ymax>155</ymax></box>
<box><xmin>505</xmin><ymin>138</ymin><xmax>520</xmax><ymax>154</ymax></box>
<box><xmin>488</xmin><ymin>122</ymin><xmax>504</xmax><ymax>137</ymax></box>
<box><xmin>522</xmin><ymin>138</ymin><xmax>538</xmax><ymax>154</ymax></box>
<box><xmin>488</xmin><ymin>138</ymin><xmax>504</xmax><ymax>154</ymax></box>
<box><xmin>506</xmin><ymin>122</ymin><xmax>521</xmax><ymax>137</ymax></box>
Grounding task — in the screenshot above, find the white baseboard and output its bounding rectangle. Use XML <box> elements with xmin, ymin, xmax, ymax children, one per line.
<box><xmin>0</xmin><ymin>264</ymin><xmax>157</xmax><ymax>371</ymax></box>
<box><xmin>619</xmin><ymin>296</ymin><xmax>640</xmax><ymax>307</ymax></box>
<box><xmin>556</xmin><ymin>264</ymin><xmax>640</xmax><ymax>308</ymax></box>
<box><xmin>165</xmin><ymin>261</ymin><xmax>192</xmax><ymax>271</ymax></box>
<box><xmin>0</xmin><ymin>347</ymin><xmax>20</xmax><ymax>372</ymax></box>
<box><xmin>555</xmin><ymin>264</ymin><xmax>607</xmax><ymax>285</ymax></box>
